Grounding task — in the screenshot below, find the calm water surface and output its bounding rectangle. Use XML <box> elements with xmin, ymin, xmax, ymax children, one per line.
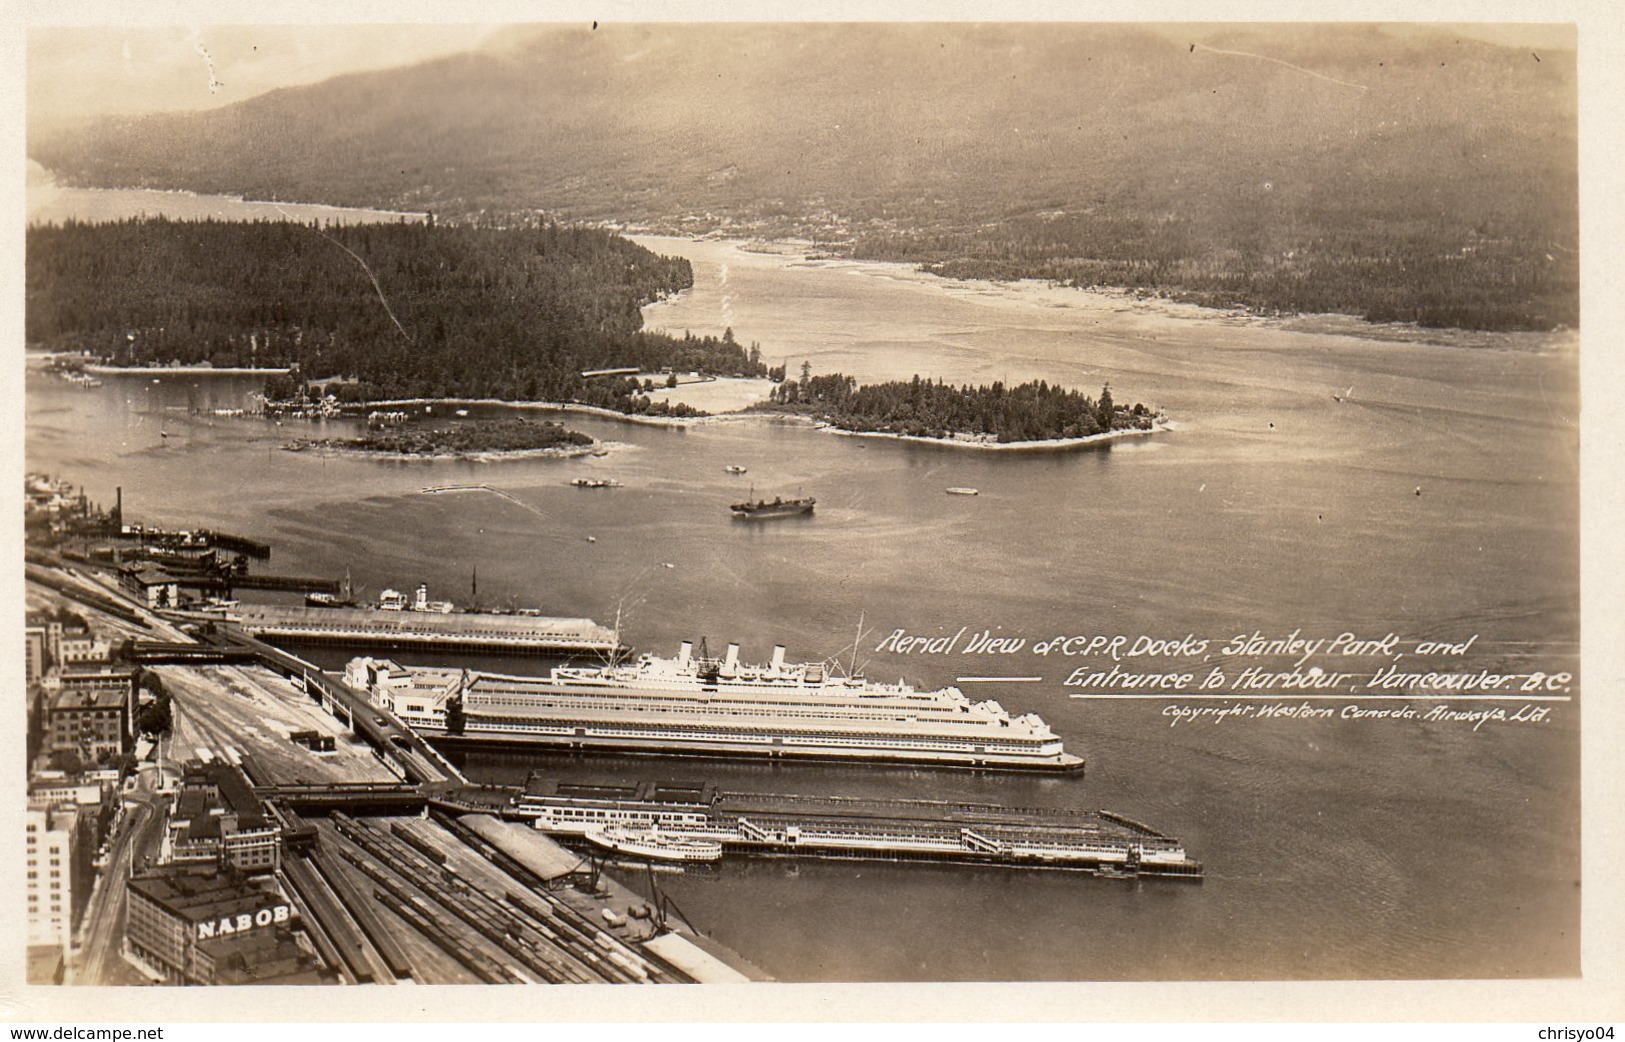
<box><xmin>25</xmin><ymin>197</ymin><xmax>1581</xmax><ymax>981</ymax></box>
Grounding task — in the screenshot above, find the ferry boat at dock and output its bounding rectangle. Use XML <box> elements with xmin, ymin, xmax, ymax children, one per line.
<box><xmin>347</xmin><ymin>640</ymin><xmax>1083</xmax><ymax>771</ymax></box>
<box><xmin>583</xmin><ymin>825</ymin><xmax>724</xmax><ymax>863</ymax></box>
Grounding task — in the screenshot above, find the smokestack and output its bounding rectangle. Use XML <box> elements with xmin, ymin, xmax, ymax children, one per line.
<box><xmin>724</xmin><ymin>643</ymin><xmax>740</xmax><ymax>673</ymax></box>
<box><xmin>771</xmin><ymin>645</ymin><xmax>786</xmax><ymax>671</ymax></box>
<box><xmin>414</xmin><ymin>584</ymin><xmax>428</xmax><ymax>611</ymax></box>
<box><xmin>115</xmin><ymin>486</ymin><xmax>123</xmax><ymax>529</ymax></box>
<box><xmin>678</xmin><ymin>641</ymin><xmax>693</xmax><ymax>667</ymax></box>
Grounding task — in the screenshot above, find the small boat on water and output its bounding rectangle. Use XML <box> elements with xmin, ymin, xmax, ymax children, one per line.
<box><xmin>584</xmin><ymin>825</ymin><xmax>724</xmax><ymax>863</ymax></box>
<box><xmin>305</xmin><ymin>592</ymin><xmax>358</xmax><ymax>609</ymax></box>
<box><xmin>724</xmin><ymin>465</ymin><xmax>748</xmax><ymax>475</ymax></box>
<box><xmin>730</xmin><ymin>494</ymin><xmax>815</xmax><ymax>519</ymax></box>
<box><xmin>945</xmin><ymin>487</ymin><xmax>979</xmax><ymax>496</ymax></box>
<box><xmin>570</xmin><ymin>477</ymin><xmax>623</xmax><ymax>489</ymax></box>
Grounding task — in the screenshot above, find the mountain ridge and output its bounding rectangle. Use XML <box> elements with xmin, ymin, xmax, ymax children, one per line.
<box><xmin>29</xmin><ymin>23</ymin><xmax>1578</xmax><ymax>330</ymax></box>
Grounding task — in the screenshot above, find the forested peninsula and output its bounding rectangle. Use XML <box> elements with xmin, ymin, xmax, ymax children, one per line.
<box><xmin>288</xmin><ymin>418</ymin><xmax>594</xmax><ymax>459</ymax></box>
<box><xmin>25</xmin><ymin>217</ymin><xmax>766</xmax><ymax>412</ymax></box>
<box><xmin>755</xmin><ymin>370</ymin><xmax>1157</xmax><ymax>444</ymax></box>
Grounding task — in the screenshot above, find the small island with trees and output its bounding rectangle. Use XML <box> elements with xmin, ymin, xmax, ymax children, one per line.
<box><xmin>753</xmin><ymin>365</ymin><xmax>1159</xmax><ymax>447</ymax></box>
<box><xmin>287</xmin><ymin>418</ymin><xmax>596</xmax><ymax>459</ymax></box>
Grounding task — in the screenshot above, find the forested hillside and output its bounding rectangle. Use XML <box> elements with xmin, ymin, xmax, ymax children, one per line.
<box><xmin>29</xmin><ymin>24</ymin><xmax>1578</xmax><ymax>332</ymax></box>
<box><xmin>26</xmin><ymin>217</ymin><xmax>760</xmax><ymax>405</ymax></box>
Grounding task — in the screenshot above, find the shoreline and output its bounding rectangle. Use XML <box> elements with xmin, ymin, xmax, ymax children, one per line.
<box><xmin>351</xmin><ymin>396</ymin><xmax>708</xmax><ymax>428</ymax></box>
<box><xmin>816</xmin><ymin>419</ymin><xmax>1169</xmax><ymax>452</ymax></box>
<box><xmin>282</xmin><ymin>440</ymin><xmax>612</xmax><ymax>463</ymax></box>
<box><xmin>632</xmin><ymin>233</ymin><xmax>1576</xmax><ymax>355</ymax></box>
<box><xmin>85</xmin><ymin>363</ymin><xmax>292</xmax><ymax>376</ymax></box>
<box><xmin>297</xmin><ymin>393</ymin><xmax>1166</xmax><ymax>453</ymax></box>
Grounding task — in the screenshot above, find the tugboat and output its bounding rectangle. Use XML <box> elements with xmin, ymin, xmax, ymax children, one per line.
<box><xmin>730</xmin><ymin>493</ymin><xmax>815</xmax><ymax>519</ymax></box>
<box><xmin>570</xmin><ymin>477</ymin><xmax>623</xmax><ymax>489</ymax></box>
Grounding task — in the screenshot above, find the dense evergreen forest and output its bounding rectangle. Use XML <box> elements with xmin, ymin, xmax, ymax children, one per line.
<box><xmin>26</xmin><ymin>218</ymin><xmax>766</xmax><ymax>408</ymax></box>
<box><xmin>291</xmin><ymin>418</ymin><xmax>593</xmax><ymax>456</ymax></box>
<box><xmin>757</xmin><ymin>368</ymin><xmax>1155</xmax><ymax>443</ymax></box>
<box><xmin>848</xmin><ymin>213</ymin><xmax>1577</xmax><ymax>331</ymax></box>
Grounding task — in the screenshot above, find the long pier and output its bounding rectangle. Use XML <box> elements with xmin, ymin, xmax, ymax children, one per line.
<box><xmin>511</xmin><ymin>778</ymin><xmax>1203</xmax><ymax>879</ymax></box>
<box><xmin>232</xmin><ymin>604</ymin><xmax>619</xmax><ymax>655</ymax></box>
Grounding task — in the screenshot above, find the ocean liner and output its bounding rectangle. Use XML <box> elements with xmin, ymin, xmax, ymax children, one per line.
<box><xmin>345</xmin><ymin>640</ymin><xmax>1083</xmax><ymax>771</ymax></box>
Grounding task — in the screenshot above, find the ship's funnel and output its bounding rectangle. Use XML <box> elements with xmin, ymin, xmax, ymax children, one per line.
<box><xmin>414</xmin><ymin>583</ymin><xmax>429</xmax><ymax>611</ymax></box>
<box><xmin>724</xmin><ymin>643</ymin><xmax>740</xmax><ymax>672</ymax></box>
<box><xmin>771</xmin><ymin>645</ymin><xmax>786</xmax><ymax>671</ymax></box>
<box><xmin>678</xmin><ymin>641</ymin><xmax>693</xmax><ymax>667</ymax></box>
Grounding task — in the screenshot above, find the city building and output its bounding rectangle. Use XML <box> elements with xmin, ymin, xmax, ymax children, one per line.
<box><xmin>56</xmin><ymin>665</ymin><xmax>137</xmax><ymax>701</ymax></box>
<box><xmin>124</xmin><ymin>868</ymin><xmax>324</xmax><ymax>984</ymax></box>
<box><xmin>27</xmin><ymin>946</ymin><xmax>66</xmax><ymax>985</ymax></box>
<box><xmin>25</xmin><ymin>625</ymin><xmax>47</xmax><ymax>687</ymax></box>
<box><xmin>25</xmin><ymin>808</ymin><xmax>83</xmax><ymax>955</ymax></box>
<box><xmin>28</xmin><ymin>774</ymin><xmax>106</xmax><ymax>810</ymax></box>
<box><xmin>57</xmin><ymin>627</ymin><xmax>113</xmax><ymax>666</ymax></box>
<box><xmin>343</xmin><ymin>656</ymin><xmax>449</xmax><ymax>725</ymax></box>
<box><xmin>118</xmin><ymin>563</ymin><xmax>180</xmax><ymax>610</ymax></box>
<box><xmin>166</xmin><ymin>762</ymin><xmax>281</xmax><ymax>873</ymax></box>
<box><xmin>46</xmin><ymin>687</ymin><xmax>132</xmax><ymax>763</ymax></box>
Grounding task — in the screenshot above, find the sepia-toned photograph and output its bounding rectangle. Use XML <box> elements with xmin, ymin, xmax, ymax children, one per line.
<box><xmin>10</xmin><ymin>7</ymin><xmax>1619</xmax><ymax>1022</ymax></box>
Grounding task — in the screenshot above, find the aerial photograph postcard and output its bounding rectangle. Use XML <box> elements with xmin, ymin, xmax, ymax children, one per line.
<box><xmin>14</xmin><ymin>15</ymin><xmax>1604</xmax><ymax>1016</ymax></box>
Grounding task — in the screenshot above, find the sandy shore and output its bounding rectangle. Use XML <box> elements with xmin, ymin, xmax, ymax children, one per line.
<box><xmin>638</xmin><ymin>375</ymin><xmax>778</xmax><ymax>413</ymax></box>
<box><xmin>357</xmin><ymin>382</ymin><xmax>777</xmax><ymax>427</ymax></box>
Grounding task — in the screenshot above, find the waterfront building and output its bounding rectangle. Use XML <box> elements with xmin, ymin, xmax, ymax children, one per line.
<box><xmin>344</xmin><ymin>657</ymin><xmax>451</xmax><ymax>726</ymax></box>
<box><xmin>124</xmin><ymin>867</ymin><xmax>322</xmax><ymax>984</ymax></box>
<box><xmin>166</xmin><ymin>762</ymin><xmax>281</xmax><ymax>873</ymax></box>
<box><xmin>118</xmin><ymin>563</ymin><xmax>180</xmax><ymax>609</ymax></box>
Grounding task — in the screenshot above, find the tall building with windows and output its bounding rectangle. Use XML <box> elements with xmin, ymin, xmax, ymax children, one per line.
<box><xmin>25</xmin><ymin>807</ymin><xmax>80</xmax><ymax>955</ymax></box>
<box><xmin>46</xmin><ymin>687</ymin><xmax>132</xmax><ymax>763</ymax></box>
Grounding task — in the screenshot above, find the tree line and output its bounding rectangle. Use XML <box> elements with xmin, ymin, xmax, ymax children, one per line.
<box><xmin>27</xmin><ymin>217</ymin><xmax>769</xmax><ymax>408</ymax></box>
<box><xmin>757</xmin><ymin>368</ymin><xmax>1155</xmax><ymax>443</ymax></box>
<box><xmin>849</xmin><ymin>212</ymin><xmax>1578</xmax><ymax>333</ymax></box>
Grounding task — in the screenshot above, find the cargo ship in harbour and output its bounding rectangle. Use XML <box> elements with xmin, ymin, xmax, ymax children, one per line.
<box><xmin>515</xmin><ymin>778</ymin><xmax>1200</xmax><ymax>877</ymax></box>
<box><xmin>346</xmin><ymin>640</ymin><xmax>1084</xmax><ymax>771</ymax></box>
<box><xmin>730</xmin><ymin>495</ymin><xmax>815</xmax><ymax>519</ymax></box>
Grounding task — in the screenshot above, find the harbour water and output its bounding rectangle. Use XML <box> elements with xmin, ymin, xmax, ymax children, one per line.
<box><xmin>24</xmin><ymin>191</ymin><xmax>1581</xmax><ymax>981</ymax></box>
